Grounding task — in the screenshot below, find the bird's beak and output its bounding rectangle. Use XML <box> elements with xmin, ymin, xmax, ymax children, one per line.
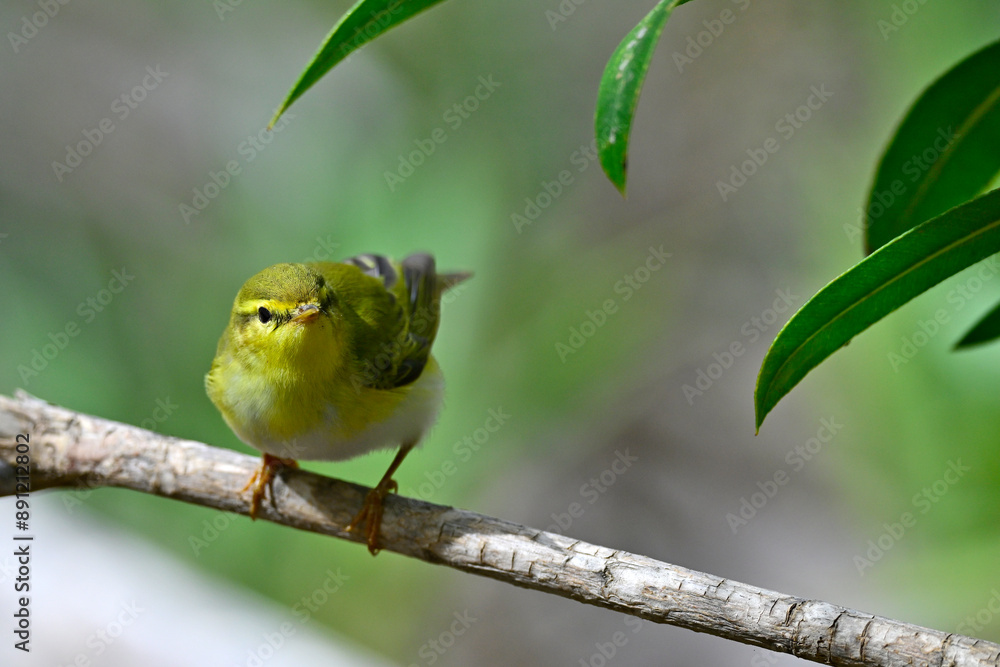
<box><xmin>292</xmin><ymin>303</ymin><xmax>321</xmax><ymax>324</ymax></box>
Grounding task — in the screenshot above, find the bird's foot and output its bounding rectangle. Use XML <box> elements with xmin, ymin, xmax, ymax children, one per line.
<box><xmin>243</xmin><ymin>454</ymin><xmax>298</xmax><ymax>519</ymax></box>
<box><xmin>347</xmin><ymin>477</ymin><xmax>399</xmax><ymax>555</ymax></box>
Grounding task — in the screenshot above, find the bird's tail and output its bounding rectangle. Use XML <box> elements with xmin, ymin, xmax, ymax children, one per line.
<box><xmin>438</xmin><ymin>271</ymin><xmax>472</xmax><ymax>293</ymax></box>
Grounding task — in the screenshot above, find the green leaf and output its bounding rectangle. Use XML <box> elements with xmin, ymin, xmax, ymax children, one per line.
<box><xmin>864</xmin><ymin>39</ymin><xmax>1000</xmax><ymax>254</ymax></box>
<box><xmin>756</xmin><ymin>188</ymin><xmax>1000</xmax><ymax>431</ymax></box>
<box><xmin>955</xmin><ymin>299</ymin><xmax>1000</xmax><ymax>349</ymax></box>
<box><xmin>595</xmin><ymin>0</ymin><xmax>695</xmax><ymax>196</ymax></box>
<box><xmin>270</xmin><ymin>0</ymin><xmax>450</xmax><ymax>127</ymax></box>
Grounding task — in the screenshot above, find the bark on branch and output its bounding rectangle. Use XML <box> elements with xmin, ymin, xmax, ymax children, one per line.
<box><xmin>1</xmin><ymin>392</ymin><xmax>997</xmax><ymax>667</ymax></box>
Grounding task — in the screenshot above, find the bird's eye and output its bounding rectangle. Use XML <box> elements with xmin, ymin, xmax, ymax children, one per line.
<box><xmin>257</xmin><ymin>307</ymin><xmax>272</xmax><ymax>324</ymax></box>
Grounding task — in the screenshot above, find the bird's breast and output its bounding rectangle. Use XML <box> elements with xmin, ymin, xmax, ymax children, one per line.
<box><xmin>219</xmin><ymin>355</ymin><xmax>445</xmax><ymax>462</ymax></box>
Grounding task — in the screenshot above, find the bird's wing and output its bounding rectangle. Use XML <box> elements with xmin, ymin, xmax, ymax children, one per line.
<box><xmin>312</xmin><ymin>253</ymin><xmax>468</xmax><ymax>390</ymax></box>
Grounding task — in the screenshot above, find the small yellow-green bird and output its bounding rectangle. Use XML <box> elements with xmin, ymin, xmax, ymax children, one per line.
<box><xmin>206</xmin><ymin>253</ymin><xmax>469</xmax><ymax>554</ymax></box>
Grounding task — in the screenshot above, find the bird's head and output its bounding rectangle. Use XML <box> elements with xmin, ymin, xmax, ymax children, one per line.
<box><xmin>225</xmin><ymin>263</ymin><xmax>343</xmax><ymax>370</ymax></box>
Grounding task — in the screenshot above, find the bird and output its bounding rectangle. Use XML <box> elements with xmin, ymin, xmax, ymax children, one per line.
<box><xmin>205</xmin><ymin>252</ymin><xmax>469</xmax><ymax>554</ymax></box>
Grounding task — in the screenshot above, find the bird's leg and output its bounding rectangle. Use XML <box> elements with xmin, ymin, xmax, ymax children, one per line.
<box><xmin>348</xmin><ymin>442</ymin><xmax>415</xmax><ymax>555</ymax></box>
<box><xmin>243</xmin><ymin>453</ymin><xmax>299</xmax><ymax>519</ymax></box>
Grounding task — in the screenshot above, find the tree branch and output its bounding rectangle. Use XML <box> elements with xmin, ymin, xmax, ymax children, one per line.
<box><xmin>1</xmin><ymin>391</ymin><xmax>997</xmax><ymax>667</ymax></box>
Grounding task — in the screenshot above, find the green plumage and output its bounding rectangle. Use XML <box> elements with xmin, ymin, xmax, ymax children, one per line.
<box><xmin>225</xmin><ymin>252</ymin><xmax>468</xmax><ymax>391</ymax></box>
<box><xmin>321</xmin><ymin>253</ymin><xmax>467</xmax><ymax>389</ymax></box>
<box><xmin>206</xmin><ymin>252</ymin><xmax>469</xmax><ymax>551</ymax></box>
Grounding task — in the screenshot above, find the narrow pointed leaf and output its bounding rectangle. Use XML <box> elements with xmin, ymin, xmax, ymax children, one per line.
<box><xmin>955</xmin><ymin>299</ymin><xmax>1000</xmax><ymax>349</ymax></box>
<box><xmin>595</xmin><ymin>0</ymin><xmax>695</xmax><ymax>196</ymax></box>
<box><xmin>756</xmin><ymin>189</ymin><xmax>1000</xmax><ymax>431</ymax></box>
<box><xmin>864</xmin><ymin>38</ymin><xmax>1000</xmax><ymax>254</ymax></box>
<box><xmin>270</xmin><ymin>0</ymin><xmax>450</xmax><ymax>127</ymax></box>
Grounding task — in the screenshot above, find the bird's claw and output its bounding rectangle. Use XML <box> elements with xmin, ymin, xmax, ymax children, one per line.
<box><xmin>244</xmin><ymin>454</ymin><xmax>298</xmax><ymax>519</ymax></box>
<box><xmin>347</xmin><ymin>478</ymin><xmax>398</xmax><ymax>555</ymax></box>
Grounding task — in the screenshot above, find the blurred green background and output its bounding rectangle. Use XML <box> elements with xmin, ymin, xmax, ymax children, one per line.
<box><xmin>2</xmin><ymin>0</ymin><xmax>1000</xmax><ymax>665</ymax></box>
